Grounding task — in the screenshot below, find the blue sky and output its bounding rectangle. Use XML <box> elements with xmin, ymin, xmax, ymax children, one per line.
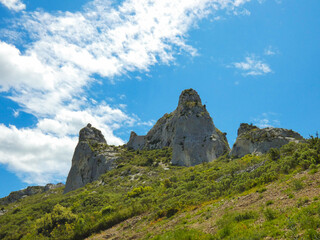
<box><xmin>0</xmin><ymin>0</ymin><xmax>319</xmax><ymax>197</ymax></box>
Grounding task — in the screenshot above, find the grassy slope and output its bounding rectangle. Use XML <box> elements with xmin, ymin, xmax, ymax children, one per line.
<box><xmin>90</xmin><ymin>168</ymin><xmax>320</xmax><ymax>240</ymax></box>
<box><xmin>0</xmin><ymin>137</ymin><xmax>319</xmax><ymax>240</ymax></box>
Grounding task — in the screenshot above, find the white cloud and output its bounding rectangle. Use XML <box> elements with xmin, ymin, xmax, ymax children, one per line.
<box><xmin>0</xmin><ymin>42</ymin><xmax>54</xmax><ymax>92</ymax></box>
<box><xmin>0</xmin><ymin>0</ymin><xmax>253</xmax><ymax>185</ymax></box>
<box><xmin>233</xmin><ymin>55</ymin><xmax>272</xmax><ymax>76</ymax></box>
<box><xmin>0</xmin><ymin>124</ymin><xmax>75</xmax><ymax>185</ymax></box>
<box><xmin>252</xmin><ymin>113</ymin><xmax>280</xmax><ymax>128</ymax></box>
<box><xmin>0</xmin><ymin>0</ymin><xmax>25</xmax><ymax>11</ymax></box>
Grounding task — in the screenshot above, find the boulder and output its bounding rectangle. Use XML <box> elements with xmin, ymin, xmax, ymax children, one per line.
<box><xmin>126</xmin><ymin>89</ymin><xmax>230</xmax><ymax>166</ymax></box>
<box><xmin>64</xmin><ymin>124</ymin><xmax>119</xmax><ymax>193</ymax></box>
<box><xmin>230</xmin><ymin>123</ymin><xmax>304</xmax><ymax>158</ymax></box>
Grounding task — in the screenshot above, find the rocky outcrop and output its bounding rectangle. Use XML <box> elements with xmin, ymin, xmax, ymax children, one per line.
<box><xmin>230</xmin><ymin>123</ymin><xmax>304</xmax><ymax>158</ymax></box>
<box><xmin>127</xmin><ymin>89</ymin><xmax>230</xmax><ymax>166</ymax></box>
<box><xmin>127</xmin><ymin>131</ymin><xmax>146</xmax><ymax>150</ymax></box>
<box><xmin>0</xmin><ymin>183</ymin><xmax>64</xmax><ymax>205</ymax></box>
<box><xmin>64</xmin><ymin>124</ymin><xmax>120</xmax><ymax>193</ymax></box>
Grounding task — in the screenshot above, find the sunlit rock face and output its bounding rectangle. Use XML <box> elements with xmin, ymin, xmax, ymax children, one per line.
<box><xmin>64</xmin><ymin>124</ymin><xmax>119</xmax><ymax>193</ymax></box>
<box><xmin>230</xmin><ymin>123</ymin><xmax>304</xmax><ymax>158</ymax></box>
<box><xmin>127</xmin><ymin>89</ymin><xmax>230</xmax><ymax>166</ymax></box>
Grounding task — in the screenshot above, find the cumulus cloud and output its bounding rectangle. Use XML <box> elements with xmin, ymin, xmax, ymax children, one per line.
<box><xmin>0</xmin><ymin>0</ymin><xmax>253</xmax><ymax>185</ymax></box>
<box><xmin>233</xmin><ymin>55</ymin><xmax>272</xmax><ymax>76</ymax></box>
<box><xmin>0</xmin><ymin>124</ymin><xmax>75</xmax><ymax>185</ymax></box>
<box><xmin>0</xmin><ymin>0</ymin><xmax>25</xmax><ymax>11</ymax></box>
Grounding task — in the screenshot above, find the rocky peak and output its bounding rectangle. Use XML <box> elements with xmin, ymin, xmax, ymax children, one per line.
<box><xmin>79</xmin><ymin>123</ymin><xmax>106</xmax><ymax>144</ymax></box>
<box><xmin>129</xmin><ymin>131</ymin><xmax>137</xmax><ymax>139</ymax></box>
<box><xmin>178</xmin><ymin>89</ymin><xmax>202</xmax><ymax>107</ymax></box>
<box><xmin>126</xmin><ymin>88</ymin><xmax>230</xmax><ymax>166</ymax></box>
<box><xmin>64</xmin><ymin>124</ymin><xmax>118</xmax><ymax>193</ymax></box>
<box><xmin>238</xmin><ymin>123</ymin><xmax>259</xmax><ymax>136</ymax></box>
<box><xmin>177</xmin><ymin>89</ymin><xmax>207</xmax><ymax>115</ymax></box>
<box><xmin>127</xmin><ymin>131</ymin><xmax>146</xmax><ymax>150</ymax></box>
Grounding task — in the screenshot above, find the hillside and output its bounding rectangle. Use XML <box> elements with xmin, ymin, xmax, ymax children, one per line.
<box><xmin>0</xmin><ymin>135</ymin><xmax>320</xmax><ymax>239</ymax></box>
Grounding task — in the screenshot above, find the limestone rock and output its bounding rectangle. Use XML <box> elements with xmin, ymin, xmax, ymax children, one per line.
<box><xmin>44</xmin><ymin>183</ymin><xmax>65</xmax><ymax>192</ymax></box>
<box><xmin>64</xmin><ymin>124</ymin><xmax>119</xmax><ymax>193</ymax></box>
<box><xmin>0</xmin><ymin>183</ymin><xmax>64</xmax><ymax>205</ymax></box>
<box><xmin>126</xmin><ymin>131</ymin><xmax>146</xmax><ymax>150</ymax></box>
<box><xmin>126</xmin><ymin>89</ymin><xmax>230</xmax><ymax>166</ymax></box>
<box><xmin>230</xmin><ymin>123</ymin><xmax>304</xmax><ymax>158</ymax></box>
<box><xmin>79</xmin><ymin>123</ymin><xmax>106</xmax><ymax>143</ymax></box>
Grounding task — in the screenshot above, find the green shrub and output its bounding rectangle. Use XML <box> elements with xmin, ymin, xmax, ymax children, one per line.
<box><xmin>234</xmin><ymin>211</ymin><xmax>255</xmax><ymax>222</ymax></box>
<box><xmin>36</xmin><ymin>204</ymin><xmax>78</xmax><ymax>236</ymax></box>
<box><xmin>12</xmin><ymin>207</ymin><xmax>21</xmax><ymax>214</ymax></box>
<box><xmin>162</xmin><ymin>179</ymin><xmax>173</xmax><ymax>188</ymax></box>
<box><xmin>292</xmin><ymin>179</ymin><xmax>304</xmax><ymax>191</ymax></box>
<box><xmin>127</xmin><ymin>186</ymin><xmax>153</xmax><ymax>198</ymax></box>
<box><xmin>280</xmin><ymin>142</ymin><xmax>299</xmax><ymax>155</ymax></box>
<box><xmin>218</xmin><ymin>225</ymin><xmax>231</xmax><ymax>239</ymax></box>
<box><xmin>263</xmin><ymin>208</ymin><xmax>276</xmax><ymax>221</ymax></box>
<box><xmin>268</xmin><ymin>148</ymin><xmax>280</xmax><ymax>161</ymax></box>
<box><xmin>288</xmin><ymin>193</ymin><xmax>295</xmax><ymax>199</ymax></box>
<box><xmin>101</xmin><ymin>205</ymin><xmax>115</xmax><ymax>215</ymax></box>
<box><xmin>266</xmin><ymin>200</ymin><xmax>274</xmax><ymax>206</ymax></box>
<box><xmin>310</xmin><ymin>164</ymin><xmax>317</xmax><ymax>170</ymax></box>
<box><xmin>257</xmin><ymin>187</ymin><xmax>267</xmax><ymax>193</ymax></box>
<box><xmin>155</xmin><ymin>206</ymin><xmax>179</xmax><ymax>219</ymax></box>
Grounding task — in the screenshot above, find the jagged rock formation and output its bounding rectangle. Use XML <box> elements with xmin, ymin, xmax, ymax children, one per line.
<box><xmin>230</xmin><ymin>123</ymin><xmax>304</xmax><ymax>158</ymax></box>
<box><xmin>127</xmin><ymin>131</ymin><xmax>146</xmax><ymax>150</ymax></box>
<box><xmin>127</xmin><ymin>89</ymin><xmax>230</xmax><ymax>166</ymax></box>
<box><xmin>64</xmin><ymin>124</ymin><xmax>120</xmax><ymax>193</ymax></box>
<box><xmin>0</xmin><ymin>183</ymin><xmax>64</xmax><ymax>205</ymax></box>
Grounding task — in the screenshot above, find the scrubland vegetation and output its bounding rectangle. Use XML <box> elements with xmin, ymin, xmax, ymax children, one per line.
<box><xmin>0</xmin><ymin>135</ymin><xmax>320</xmax><ymax>239</ymax></box>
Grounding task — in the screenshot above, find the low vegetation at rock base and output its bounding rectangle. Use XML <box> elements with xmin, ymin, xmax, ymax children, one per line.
<box><xmin>0</xmin><ymin>135</ymin><xmax>320</xmax><ymax>239</ymax></box>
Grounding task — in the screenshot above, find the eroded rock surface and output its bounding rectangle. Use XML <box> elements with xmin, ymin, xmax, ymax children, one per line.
<box><xmin>127</xmin><ymin>89</ymin><xmax>230</xmax><ymax>166</ymax></box>
<box><xmin>230</xmin><ymin>123</ymin><xmax>304</xmax><ymax>158</ymax></box>
<box><xmin>64</xmin><ymin>124</ymin><xmax>120</xmax><ymax>193</ymax></box>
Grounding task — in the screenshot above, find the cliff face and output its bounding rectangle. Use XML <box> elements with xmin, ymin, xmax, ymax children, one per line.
<box><xmin>230</xmin><ymin>123</ymin><xmax>304</xmax><ymax>158</ymax></box>
<box><xmin>127</xmin><ymin>89</ymin><xmax>230</xmax><ymax>166</ymax></box>
<box><xmin>64</xmin><ymin>124</ymin><xmax>119</xmax><ymax>193</ymax></box>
